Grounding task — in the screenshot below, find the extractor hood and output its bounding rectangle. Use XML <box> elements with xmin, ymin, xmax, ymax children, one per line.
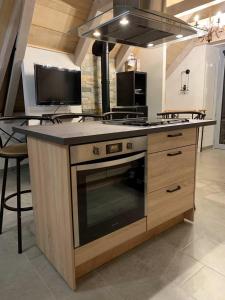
<box><xmin>77</xmin><ymin>0</ymin><xmax>204</xmax><ymax>48</ymax></box>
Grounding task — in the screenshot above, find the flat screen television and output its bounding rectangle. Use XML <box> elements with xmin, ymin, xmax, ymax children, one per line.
<box><xmin>34</xmin><ymin>64</ymin><xmax>81</xmax><ymax>105</ymax></box>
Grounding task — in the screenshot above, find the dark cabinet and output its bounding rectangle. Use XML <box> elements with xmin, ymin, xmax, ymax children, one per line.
<box><xmin>117</xmin><ymin>71</ymin><xmax>147</xmax><ymax>107</ymax></box>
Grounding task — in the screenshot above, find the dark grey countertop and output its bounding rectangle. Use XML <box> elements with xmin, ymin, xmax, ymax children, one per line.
<box><xmin>14</xmin><ymin>120</ymin><xmax>216</xmax><ymax>146</ymax></box>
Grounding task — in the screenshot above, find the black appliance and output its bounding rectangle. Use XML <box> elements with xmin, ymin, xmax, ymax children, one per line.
<box><xmin>102</xmin><ymin>117</ymin><xmax>189</xmax><ymax>126</ymax></box>
<box><xmin>34</xmin><ymin>64</ymin><xmax>81</xmax><ymax>105</ymax></box>
<box><xmin>72</xmin><ymin>136</ymin><xmax>147</xmax><ymax>247</ymax></box>
<box><xmin>112</xmin><ymin>106</ymin><xmax>148</xmax><ymax>118</ymax></box>
<box><xmin>92</xmin><ymin>41</ymin><xmax>115</xmax><ymax>113</ymax></box>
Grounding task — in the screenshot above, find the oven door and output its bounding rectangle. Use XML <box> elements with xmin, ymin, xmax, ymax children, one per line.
<box><xmin>73</xmin><ymin>152</ymin><xmax>146</xmax><ymax>247</ymax></box>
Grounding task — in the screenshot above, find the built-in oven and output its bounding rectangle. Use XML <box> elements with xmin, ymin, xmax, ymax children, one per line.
<box><xmin>71</xmin><ymin>136</ymin><xmax>147</xmax><ymax>247</ymax></box>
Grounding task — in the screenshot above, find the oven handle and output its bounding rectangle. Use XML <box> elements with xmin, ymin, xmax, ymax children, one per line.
<box><xmin>76</xmin><ymin>152</ymin><xmax>146</xmax><ymax>171</ymax></box>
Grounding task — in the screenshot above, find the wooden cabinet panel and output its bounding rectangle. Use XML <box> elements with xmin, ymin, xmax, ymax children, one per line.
<box><xmin>147</xmin><ymin>179</ymin><xmax>194</xmax><ymax>230</ymax></box>
<box><xmin>148</xmin><ymin>128</ymin><xmax>197</xmax><ymax>154</ymax></box>
<box><xmin>148</xmin><ymin>145</ymin><xmax>196</xmax><ymax>192</ymax></box>
<box><xmin>75</xmin><ymin>218</ymin><xmax>147</xmax><ymax>267</ymax></box>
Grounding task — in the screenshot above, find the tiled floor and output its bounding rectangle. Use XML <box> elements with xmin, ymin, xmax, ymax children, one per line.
<box><xmin>0</xmin><ymin>148</ymin><xmax>225</xmax><ymax>299</ymax></box>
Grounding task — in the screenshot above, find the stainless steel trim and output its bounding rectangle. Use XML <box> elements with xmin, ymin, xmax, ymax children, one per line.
<box><xmin>71</xmin><ymin>167</ymin><xmax>80</xmax><ymax>248</ymax></box>
<box><xmin>76</xmin><ymin>152</ymin><xmax>146</xmax><ymax>172</ymax></box>
<box><xmin>144</xmin><ymin>154</ymin><xmax>148</xmax><ymax>217</ymax></box>
<box><xmin>70</xmin><ymin>136</ymin><xmax>147</xmax><ymax>165</ymax></box>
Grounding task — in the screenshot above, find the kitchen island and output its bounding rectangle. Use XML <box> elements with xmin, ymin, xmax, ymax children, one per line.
<box><xmin>14</xmin><ymin>119</ymin><xmax>215</xmax><ymax>290</ymax></box>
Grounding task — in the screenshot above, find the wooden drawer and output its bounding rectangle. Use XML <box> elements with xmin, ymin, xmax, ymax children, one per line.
<box><xmin>148</xmin><ymin>128</ymin><xmax>197</xmax><ymax>154</ymax></box>
<box><xmin>75</xmin><ymin>218</ymin><xmax>146</xmax><ymax>267</ymax></box>
<box><xmin>148</xmin><ymin>144</ymin><xmax>196</xmax><ymax>193</ymax></box>
<box><xmin>147</xmin><ymin>179</ymin><xmax>194</xmax><ymax>230</ymax></box>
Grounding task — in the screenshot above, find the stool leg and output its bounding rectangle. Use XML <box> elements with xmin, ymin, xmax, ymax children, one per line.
<box><xmin>16</xmin><ymin>159</ymin><xmax>22</xmax><ymax>254</ymax></box>
<box><xmin>0</xmin><ymin>158</ymin><xmax>8</xmax><ymax>234</ymax></box>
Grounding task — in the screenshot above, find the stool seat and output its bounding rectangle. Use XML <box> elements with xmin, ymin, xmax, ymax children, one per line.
<box><xmin>0</xmin><ymin>143</ymin><xmax>28</xmax><ymax>158</ymax></box>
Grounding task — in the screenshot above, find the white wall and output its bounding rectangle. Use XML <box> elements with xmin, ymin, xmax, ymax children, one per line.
<box><xmin>203</xmin><ymin>46</ymin><xmax>220</xmax><ymax>147</ymax></box>
<box><xmin>22</xmin><ymin>46</ymin><xmax>82</xmax><ymax>116</ymax></box>
<box><xmin>138</xmin><ymin>46</ymin><xmax>167</xmax><ymax>117</ymax></box>
<box><xmin>166</xmin><ymin>45</ymin><xmax>207</xmax><ymax>111</ymax></box>
<box><xmin>166</xmin><ymin>44</ymin><xmax>219</xmax><ymax>148</ymax></box>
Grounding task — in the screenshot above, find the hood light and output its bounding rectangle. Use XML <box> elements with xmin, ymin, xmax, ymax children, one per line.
<box><xmin>93</xmin><ymin>30</ymin><xmax>101</xmax><ymax>37</ymax></box>
<box><xmin>147</xmin><ymin>43</ymin><xmax>154</xmax><ymax>47</ymax></box>
<box><xmin>176</xmin><ymin>34</ymin><xmax>184</xmax><ymax>39</ymax></box>
<box><xmin>120</xmin><ymin>18</ymin><xmax>129</xmax><ymax>26</ymax></box>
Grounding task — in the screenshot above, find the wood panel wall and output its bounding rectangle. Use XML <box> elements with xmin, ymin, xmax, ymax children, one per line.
<box><xmin>28</xmin><ymin>0</ymin><xmax>93</xmax><ymax>53</ymax></box>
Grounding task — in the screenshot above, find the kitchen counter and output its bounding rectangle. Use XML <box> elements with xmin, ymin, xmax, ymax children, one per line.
<box><xmin>22</xmin><ymin>119</ymin><xmax>215</xmax><ymax>290</ymax></box>
<box><xmin>14</xmin><ymin>119</ymin><xmax>216</xmax><ymax>145</ymax></box>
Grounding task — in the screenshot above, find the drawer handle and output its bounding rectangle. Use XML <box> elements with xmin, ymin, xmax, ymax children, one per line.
<box><xmin>167</xmin><ymin>186</ymin><xmax>181</xmax><ymax>193</ymax></box>
<box><xmin>167</xmin><ymin>133</ymin><xmax>183</xmax><ymax>138</ymax></box>
<box><xmin>167</xmin><ymin>151</ymin><xmax>182</xmax><ymax>157</ymax></box>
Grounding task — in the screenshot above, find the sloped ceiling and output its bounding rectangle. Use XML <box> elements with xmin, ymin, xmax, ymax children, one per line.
<box><xmin>28</xmin><ymin>0</ymin><xmax>93</xmax><ymax>53</ymax></box>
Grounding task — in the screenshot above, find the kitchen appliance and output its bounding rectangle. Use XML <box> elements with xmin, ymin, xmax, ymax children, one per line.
<box><xmin>102</xmin><ymin>117</ymin><xmax>190</xmax><ymax>126</ymax></box>
<box><xmin>34</xmin><ymin>64</ymin><xmax>81</xmax><ymax>105</ymax></box>
<box><xmin>77</xmin><ymin>0</ymin><xmax>204</xmax><ymax>48</ymax></box>
<box><xmin>92</xmin><ymin>41</ymin><xmax>115</xmax><ymax>113</ymax></box>
<box><xmin>72</xmin><ymin>136</ymin><xmax>147</xmax><ymax>247</ymax></box>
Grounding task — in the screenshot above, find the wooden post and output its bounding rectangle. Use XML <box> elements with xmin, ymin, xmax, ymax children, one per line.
<box><xmin>4</xmin><ymin>0</ymin><xmax>35</xmax><ymax>116</ymax></box>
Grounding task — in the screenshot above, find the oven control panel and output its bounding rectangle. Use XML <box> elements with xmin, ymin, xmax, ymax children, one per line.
<box><xmin>70</xmin><ymin>136</ymin><xmax>147</xmax><ymax>164</ymax></box>
<box><xmin>106</xmin><ymin>143</ymin><xmax>123</xmax><ymax>154</ymax></box>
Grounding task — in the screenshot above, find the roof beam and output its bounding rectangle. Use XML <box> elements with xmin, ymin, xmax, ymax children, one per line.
<box><xmin>0</xmin><ymin>0</ymin><xmax>22</xmax><ymax>92</ymax></box>
<box><xmin>167</xmin><ymin>0</ymin><xmax>223</xmax><ymax>16</ymax></box>
<box><xmin>4</xmin><ymin>0</ymin><xmax>35</xmax><ymax>116</ymax></box>
<box><xmin>74</xmin><ymin>0</ymin><xmax>112</xmax><ymax>67</ymax></box>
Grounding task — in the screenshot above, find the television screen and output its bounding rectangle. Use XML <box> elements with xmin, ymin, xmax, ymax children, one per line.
<box><xmin>34</xmin><ymin>64</ymin><xmax>81</xmax><ymax>105</ymax></box>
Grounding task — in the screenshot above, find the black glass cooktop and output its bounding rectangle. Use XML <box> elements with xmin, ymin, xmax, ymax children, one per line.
<box><xmin>103</xmin><ymin>118</ymin><xmax>189</xmax><ymax>127</ymax></box>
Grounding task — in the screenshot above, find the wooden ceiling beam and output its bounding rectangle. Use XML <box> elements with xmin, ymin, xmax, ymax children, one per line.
<box><xmin>4</xmin><ymin>0</ymin><xmax>35</xmax><ymax>116</ymax></box>
<box><xmin>0</xmin><ymin>0</ymin><xmax>22</xmax><ymax>93</ymax></box>
<box><xmin>181</xmin><ymin>2</ymin><xmax>225</xmax><ymax>22</ymax></box>
<box><xmin>74</xmin><ymin>0</ymin><xmax>112</xmax><ymax>67</ymax></box>
<box><xmin>167</xmin><ymin>0</ymin><xmax>223</xmax><ymax>16</ymax></box>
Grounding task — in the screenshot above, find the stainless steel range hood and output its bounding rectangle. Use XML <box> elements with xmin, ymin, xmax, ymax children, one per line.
<box><xmin>77</xmin><ymin>0</ymin><xmax>204</xmax><ymax>48</ymax></box>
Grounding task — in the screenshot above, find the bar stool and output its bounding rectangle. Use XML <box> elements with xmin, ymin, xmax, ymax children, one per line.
<box><xmin>0</xmin><ymin>143</ymin><xmax>31</xmax><ymax>253</ymax></box>
<box><xmin>0</xmin><ymin>116</ymin><xmax>53</xmax><ymax>253</ymax></box>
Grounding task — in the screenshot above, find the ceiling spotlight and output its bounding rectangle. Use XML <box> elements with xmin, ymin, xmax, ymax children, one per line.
<box><xmin>147</xmin><ymin>43</ymin><xmax>154</xmax><ymax>47</ymax></box>
<box><xmin>93</xmin><ymin>30</ymin><xmax>101</xmax><ymax>37</ymax></box>
<box><xmin>176</xmin><ymin>34</ymin><xmax>184</xmax><ymax>39</ymax></box>
<box><xmin>120</xmin><ymin>18</ymin><xmax>129</xmax><ymax>26</ymax></box>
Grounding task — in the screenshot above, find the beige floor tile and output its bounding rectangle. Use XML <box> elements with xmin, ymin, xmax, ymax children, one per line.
<box><xmin>182</xmin><ymin>236</ymin><xmax>220</xmax><ymax>261</ymax></box>
<box><xmin>133</xmin><ymin>237</ymin><xmax>203</xmax><ymax>286</ymax></box>
<box><xmin>159</xmin><ymin>221</ymin><xmax>201</xmax><ymax>249</ymax></box>
<box><xmin>182</xmin><ymin>266</ymin><xmax>225</xmax><ymax>300</ymax></box>
<box><xmin>199</xmin><ymin>243</ymin><xmax>225</xmax><ymax>277</ymax></box>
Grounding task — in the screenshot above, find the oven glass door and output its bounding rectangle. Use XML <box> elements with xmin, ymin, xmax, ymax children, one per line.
<box><xmin>76</xmin><ymin>152</ymin><xmax>145</xmax><ymax>246</ymax></box>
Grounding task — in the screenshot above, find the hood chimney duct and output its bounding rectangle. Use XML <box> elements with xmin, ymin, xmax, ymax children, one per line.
<box><xmin>113</xmin><ymin>0</ymin><xmax>167</xmax><ymax>16</ymax></box>
<box><xmin>92</xmin><ymin>41</ymin><xmax>115</xmax><ymax>114</ymax></box>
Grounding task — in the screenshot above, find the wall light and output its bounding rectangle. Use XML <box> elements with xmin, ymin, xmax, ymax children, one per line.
<box><xmin>147</xmin><ymin>43</ymin><xmax>154</xmax><ymax>47</ymax></box>
<box><xmin>176</xmin><ymin>34</ymin><xmax>184</xmax><ymax>39</ymax></box>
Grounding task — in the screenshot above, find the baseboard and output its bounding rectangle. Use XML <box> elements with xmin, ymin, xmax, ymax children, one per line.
<box><xmin>201</xmin><ymin>145</ymin><xmax>214</xmax><ymax>151</ymax></box>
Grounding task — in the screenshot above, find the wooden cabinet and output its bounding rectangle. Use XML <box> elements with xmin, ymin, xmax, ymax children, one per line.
<box><xmin>148</xmin><ymin>128</ymin><xmax>197</xmax><ymax>154</ymax></box>
<box><xmin>148</xmin><ymin>145</ymin><xmax>196</xmax><ymax>192</ymax></box>
<box><xmin>147</xmin><ymin>128</ymin><xmax>197</xmax><ymax>230</ymax></box>
<box><xmin>147</xmin><ymin>179</ymin><xmax>194</xmax><ymax>229</ymax></box>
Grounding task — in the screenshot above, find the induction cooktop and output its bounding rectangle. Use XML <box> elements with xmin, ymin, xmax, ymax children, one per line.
<box><xmin>103</xmin><ymin>118</ymin><xmax>189</xmax><ymax>127</ymax></box>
